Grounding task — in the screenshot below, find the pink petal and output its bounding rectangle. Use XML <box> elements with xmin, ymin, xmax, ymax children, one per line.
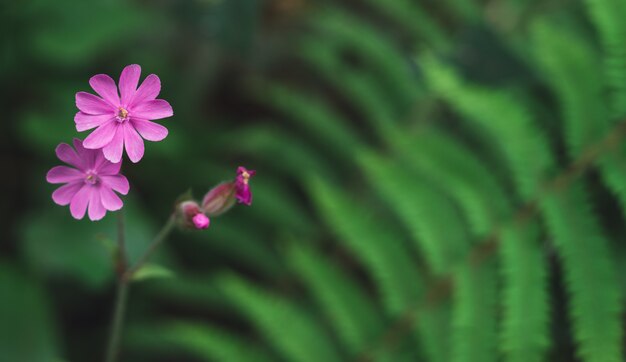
<box><xmin>235</xmin><ymin>184</ymin><xmax>253</xmax><ymax>205</ymax></box>
<box><xmin>75</xmin><ymin>112</ymin><xmax>114</xmax><ymax>132</ymax></box>
<box><xmin>92</xmin><ymin>147</ymin><xmax>121</xmax><ymax>175</ymax></box>
<box><xmin>130</xmin><ymin>74</ymin><xmax>160</xmax><ymax>107</ymax></box>
<box><xmin>83</xmin><ymin>121</ymin><xmax>118</xmax><ymax>149</ymax></box>
<box><xmin>100</xmin><ymin>175</ymin><xmax>130</xmax><ymax>195</ymax></box>
<box><xmin>55</xmin><ymin>143</ymin><xmax>84</xmax><ymax>169</ymax></box>
<box><xmin>131</xmin><ymin>99</ymin><xmax>173</xmax><ymax>120</ymax></box>
<box><xmin>98</xmin><ymin>160</ymin><xmax>122</xmax><ymax>176</ymax></box>
<box><xmin>70</xmin><ymin>185</ymin><xmax>92</xmax><ymax>220</ymax></box>
<box><xmin>102</xmin><ymin>127</ymin><xmax>124</xmax><ymax>163</ymax></box>
<box><xmin>89</xmin><ymin>74</ymin><xmax>120</xmax><ymax>107</ymax></box>
<box><xmin>52</xmin><ymin>182</ymin><xmax>83</xmax><ymax>206</ymax></box>
<box><xmin>76</xmin><ymin>92</ymin><xmax>114</xmax><ymax>115</ymax></box>
<box><xmin>92</xmin><ymin>146</ymin><xmax>108</xmax><ymax>170</ymax></box>
<box><xmin>119</xmin><ymin>64</ymin><xmax>141</xmax><ymax>106</ymax></box>
<box><xmin>123</xmin><ymin>123</ymin><xmax>144</xmax><ymax>163</ymax></box>
<box><xmin>131</xmin><ymin>118</ymin><xmax>168</xmax><ymax>141</ymax></box>
<box><xmin>99</xmin><ymin>186</ymin><xmax>123</xmax><ymax>211</ymax></box>
<box><xmin>73</xmin><ymin>138</ymin><xmax>97</xmax><ymax>169</ymax></box>
<box><xmin>46</xmin><ymin>166</ymin><xmax>83</xmax><ymax>184</ymax></box>
<box><xmin>192</xmin><ymin>214</ymin><xmax>210</xmax><ymax>229</ymax></box>
<box><xmin>88</xmin><ymin>188</ymin><xmax>106</xmax><ymax>221</ymax></box>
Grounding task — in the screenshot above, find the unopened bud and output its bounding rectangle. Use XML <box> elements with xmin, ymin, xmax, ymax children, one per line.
<box><xmin>202</xmin><ymin>182</ymin><xmax>236</xmax><ymax>216</ymax></box>
<box><xmin>192</xmin><ymin>213</ymin><xmax>210</xmax><ymax>229</ymax></box>
<box><xmin>178</xmin><ymin>200</ymin><xmax>210</xmax><ymax>230</ymax></box>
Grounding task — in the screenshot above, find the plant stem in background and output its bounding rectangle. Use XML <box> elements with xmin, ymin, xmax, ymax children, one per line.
<box><xmin>104</xmin><ymin>213</ymin><xmax>176</xmax><ymax>362</ymax></box>
<box><xmin>104</xmin><ymin>212</ymin><xmax>129</xmax><ymax>362</ymax></box>
<box><xmin>124</xmin><ymin>214</ymin><xmax>176</xmax><ymax>280</ymax></box>
<box><xmin>104</xmin><ymin>281</ymin><xmax>129</xmax><ymax>362</ymax></box>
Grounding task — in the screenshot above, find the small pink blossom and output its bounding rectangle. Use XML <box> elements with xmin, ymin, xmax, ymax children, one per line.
<box><xmin>235</xmin><ymin>166</ymin><xmax>255</xmax><ymax>205</ymax></box>
<box><xmin>46</xmin><ymin>139</ymin><xmax>130</xmax><ymax>221</ymax></box>
<box><xmin>75</xmin><ymin>64</ymin><xmax>173</xmax><ymax>163</ymax></box>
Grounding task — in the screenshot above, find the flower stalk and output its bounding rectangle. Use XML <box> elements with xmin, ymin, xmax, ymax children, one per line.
<box><xmin>123</xmin><ymin>214</ymin><xmax>176</xmax><ymax>281</ymax></box>
<box><xmin>104</xmin><ymin>212</ymin><xmax>176</xmax><ymax>362</ymax></box>
<box><xmin>104</xmin><ymin>213</ymin><xmax>129</xmax><ymax>362</ymax></box>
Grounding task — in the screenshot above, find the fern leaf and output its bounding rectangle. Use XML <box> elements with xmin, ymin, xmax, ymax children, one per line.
<box><xmin>218</xmin><ymin>273</ymin><xmax>344</xmax><ymax>362</ymax></box>
<box><xmin>531</xmin><ymin>20</ymin><xmax>626</xmax><ymax>218</ymax></box>
<box><xmin>298</xmin><ymin>37</ymin><xmax>401</xmax><ymax>138</ymax></box>
<box><xmin>309</xmin><ymin>176</ymin><xmax>457</xmax><ymax>361</ymax></box>
<box><xmin>256</xmin><ymin>84</ymin><xmax>363</xmax><ymax>161</ymax></box>
<box><xmin>540</xmin><ymin>183</ymin><xmax>623</xmax><ymax>362</ymax></box>
<box><xmin>451</xmin><ymin>261</ymin><xmax>498</xmax><ymax>362</ymax></box>
<box><xmin>356</xmin><ymin>0</ymin><xmax>450</xmax><ymax>49</ymax></box>
<box><xmin>127</xmin><ymin>322</ymin><xmax>276</xmax><ymax>362</ymax></box>
<box><xmin>531</xmin><ymin>19</ymin><xmax>608</xmax><ymax>154</ymax></box>
<box><xmin>421</xmin><ymin>56</ymin><xmax>554</xmax><ymax>199</ymax></box>
<box><xmin>309</xmin><ymin>176</ymin><xmax>421</xmax><ymax>315</ymax></box>
<box><xmin>499</xmin><ymin>223</ymin><xmax>550</xmax><ymax>362</ymax></box>
<box><xmin>359</xmin><ymin>150</ymin><xmax>470</xmax><ymax>274</ymax></box>
<box><xmin>583</xmin><ymin>0</ymin><xmax>626</xmax><ymax>118</ymax></box>
<box><xmin>417</xmin><ymin>302</ymin><xmax>454</xmax><ymax>362</ymax></box>
<box><xmin>440</xmin><ymin>0</ymin><xmax>481</xmax><ymax>23</ymax></box>
<box><xmin>309</xmin><ymin>8</ymin><xmax>421</xmax><ymax>110</ymax></box>
<box><xmin>246</xmin><ymin>178</ymin><xmax>316</xmax><ymax>234</ymax></box>
<box><xmin>394</xmin><ymin>128</ymin><xmax>510</xmax><ymax>236</ymax></box>
<box><xmin>286</xmin><ymin>243</ymin><xmax>385</xmax><ymax>356</ymax></box>
<box><xmin>220</xmin><ymin>125</ymin><xmax>333</xmax><ymax>180</ymax></box>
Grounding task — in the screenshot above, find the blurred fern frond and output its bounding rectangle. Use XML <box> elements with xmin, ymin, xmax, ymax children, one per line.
<box><xmin>71</xmin><ymin>1</ymin><xmax>624</xmax><ymax>362</ymax></box>
<box><xmin>13</xmin><ymin>0</ymin><xmax>626</xmax><ymax>362</ymax></box>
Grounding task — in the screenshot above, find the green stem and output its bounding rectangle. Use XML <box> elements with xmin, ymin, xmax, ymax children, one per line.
<box><xmin>124</xmin><ymin>214</ymin><xmax>176</xmax><ymax>281</ymax></box>
<box><xmin>104</xmin><ymin>212</ymin><xmax>177</xmax><ymax>362</ymax></box>
<box><xmin>104</xmin><ymin>212</ymin><xmax>129</xmax><ymax>362</ymax></box>
<box><xmin>104</xmin><ymin>280</ymin><xmax>129</xmax><ymax>362</ymax></box>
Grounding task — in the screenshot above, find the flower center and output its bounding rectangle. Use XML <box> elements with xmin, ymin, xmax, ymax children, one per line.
<box><xmin>116</xmin><ymin>107</ymin><xmax>129</xmax><ymax>122</ymax></box>
<box><xmin>85</xmin><ymin>171</ymin><xmax>99</xmax><ymax>185</ymax></box>
<box><xmin>241</xmin><ymin>171</ymin><xmax>250</xmax><ymax>184</ymax></box>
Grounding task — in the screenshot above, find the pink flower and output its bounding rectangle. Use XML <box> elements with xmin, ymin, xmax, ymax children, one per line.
<box><xmin>75</xmin><ymin>64</ymin><xmax>173</xmax><ymax>163</ymax></box>
<box><xmin>235</xmin><ymin>166</ymin><xmax>255</xmax><ymax>205</ymax></box>
<box><xmin>46</xmin><ymin>139</ymin><xmax>130</xmax><ymax>221</ymax></box>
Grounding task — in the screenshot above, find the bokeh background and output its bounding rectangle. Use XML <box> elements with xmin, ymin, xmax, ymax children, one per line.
<box><xmin>2</xmin><ymin>0</ymin><xmax>626</xmax><ymax>361</ymax></box>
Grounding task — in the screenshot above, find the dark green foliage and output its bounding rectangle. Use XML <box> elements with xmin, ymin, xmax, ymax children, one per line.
<box><xmin>499</xmin><ymin>223</ymin><xmax>550</xmax><ymax>362</ymax></box>
<box><xmin>286</xmin><ymin>244</ymin><xmax>384</xmax><ymax>356</ymax></box>
<box><xmin>0</xmin><ymin>264</ymin><xmax>59</xmax><ymax>361</ymax></box>
<box><xmin>582</xmin><ymin>0</ymin><xmax>626</xmax><ymax>118</ymax></box>
<box><xmin>540</xmin><ymin>184</ymin><xmax>623</xmax><ymax>362</ymax></box>
<box><xmin>4</xmin><ymin>0</ymin><xmax>626</xmax><ymax>361</ymax></box>
<box><xmin>127</xmin><ymin>322</ymin><xmax>276</xmax><ymax>362</ymax></box>
<box><xmin>310</xmin><ymin>176</ymin><xmax>422</xmax><ymax>316</ymax></box>
<box><xmin>451</xmin><ymin>262</ymin><xmax>498</xmax><ymax>362</ymax></box>
<box><xmin>217</xmin><ymin>273</ymin><xmax>344</xmax><ymax>362</ymax></box>
<box><xmin>360</xmin><ymin>151</ymin><xmax>470</xmax><ymax>274</ymax></box>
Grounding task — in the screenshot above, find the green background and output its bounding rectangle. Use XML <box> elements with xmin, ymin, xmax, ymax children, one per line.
<box><xmin>2</xmin><ymin>0</ymin><xmax>626</xmax><ymax>361</ymax></box>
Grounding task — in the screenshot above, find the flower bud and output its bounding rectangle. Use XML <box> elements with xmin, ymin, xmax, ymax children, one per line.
<box><xmin>192</xmin><ymin>213</ymin><xmax>210</xmax><ymax>229</ymax></box>
<box><xmin>201</xmin><ymin>182</ymin><xmax>237</xmax><ymax>216</ymax></box>
<box><xmin>178</xmin><ymin>200</ymin><xmax>210</xmax><ymax>230</ymax></box>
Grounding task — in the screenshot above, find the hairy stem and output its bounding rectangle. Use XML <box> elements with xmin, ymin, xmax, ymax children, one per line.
<box><xmin>104</xmin><ymin>212</ymin><xmax>176</xmax><ymax>362</ymax></box>
<box><xmin>123</xmin><ymin>214</ymin><xmax>176</xmax><ymax>281</ymax></box>
<box><xmin>104</xmin><ymin>280</ymin><xmax>129</xmax><ymax>362</ymax></box>
<box><xmin>104</xmin><ymin>212</ymin><xmax>129</xmax><ymax>362</ymax></box>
